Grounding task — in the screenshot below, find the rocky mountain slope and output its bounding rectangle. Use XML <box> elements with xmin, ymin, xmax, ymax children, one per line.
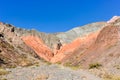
<box><xmin>0</xmin><ymin>16</ymin><xmax>120</xmax><ymax>79</ymax></box>
<box><xmin>21</xmin><ymin>22</ymin><xmax>106</xmax><ymax>62</ymax></box>
<box><xmin>60</xmin><ymin>16</ymin><xmax>120</xmax><ymax>64</ymax></box>
<box><xmin>0</xmin><ymin>23</ymin><xmax>38</xmax><ymax>68</ymax></box>
<box><xmin>55</xmin><ymin>16</ymin><xmax>120</xmax><ymax>75</ymax></box>
<box><xmin>21</xmin><ymin>16</ymin><xmax>120</xmax><ymax>76</ymax></box>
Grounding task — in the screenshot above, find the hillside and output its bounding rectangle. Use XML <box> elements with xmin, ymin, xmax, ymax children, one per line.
<box><xmin>21</xmin><ymin>16</ymin><xmax>120</xmax><ymax>76</ymax></box>
<box><xmin>0</xmin><ymin>16</ymin><xmax>120</xmax><ymax>80</ymax></box>
<box><xmin>0</xmin><ymin>23</ymin><xmax>38</xmax><ymax>68</ymax></box>
<box><xmin>21</xmin><ymin>22</ymin><xmax>106</xmax><ymax>62</ymax></box>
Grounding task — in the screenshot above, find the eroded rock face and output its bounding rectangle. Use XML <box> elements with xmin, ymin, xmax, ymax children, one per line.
<box><xmin>61</xmin><ymin>16</ymin><xmax>120</xmax><ymax>73</ymax></box>
<box><xmin>22</xmin><ymin>36</ymin><xmax>54</xmax><ymax>61</ymax></box>
<box><xmin>51</xmin><ymin>31</ymin><xmax>100</xmax><ymax>63</ymax></box>
<box><xmin>0</xmin><ymin>23</ymin><xmax>37</xmax><ymax>67</ymax></box>
<box><xmin>70</xmin><ymin>24</ymin><xmax>120</xmax><ymax>67</ymax></box>
<box><xmin>20</xmin><ymin>16</ymin><xmax>120</xmax><ymax>73</ymax></box>
<box><xmin>21</xmin><ymin>22</ymin><xmax>106</xmax><ymax>63</ymax></box>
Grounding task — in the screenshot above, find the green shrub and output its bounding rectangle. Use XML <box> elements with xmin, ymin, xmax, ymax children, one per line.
<box><xmin>89</xmin><ymin>63</ymin><xmax>102</xmax><ymax>69</ymax></box>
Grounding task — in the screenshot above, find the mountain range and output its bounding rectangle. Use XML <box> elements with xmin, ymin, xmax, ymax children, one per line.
<box><xmin>0</xmin><ymin>16</ymin><xmax>120</xmax><ymax>79</ymax></box>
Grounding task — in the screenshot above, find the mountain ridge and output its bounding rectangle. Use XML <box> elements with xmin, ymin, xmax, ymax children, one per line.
<box><xmin>0</xmin><ymin>16</ymin><xmax>120</xmax><ymax>76</ymax></box>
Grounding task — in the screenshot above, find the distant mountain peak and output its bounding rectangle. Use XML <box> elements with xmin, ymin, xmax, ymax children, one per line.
<box><xmin>107</xmin><ymin>16</ymin><xmax>120</xmax><ymax>23</ymax></box>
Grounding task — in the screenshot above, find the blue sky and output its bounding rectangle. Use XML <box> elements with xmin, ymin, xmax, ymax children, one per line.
<box><xmin>0</xmin><ymin>0</ymin><xmax>120</xmax><ymax>33</ymax></box>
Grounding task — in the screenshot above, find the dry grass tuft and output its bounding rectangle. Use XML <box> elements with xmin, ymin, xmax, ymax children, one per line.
<box><xmin>0</xmin><ymin>68</ymin><xmax>9</xmax><ymax>75</ymax></box>
<box><xmin>35</xmin><ymin>74</ymin><xmax>49</xmax><ymax>80</ymax></box>
<box><xmin>103</xmin><ymin>74</ymin><xmax>120</xmax><ymax>80</ymax></box>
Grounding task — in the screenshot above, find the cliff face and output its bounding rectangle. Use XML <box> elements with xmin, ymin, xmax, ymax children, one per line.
<box><xmin>22</xmin><ymin>36</ymin><xmax>54</xmax><ymax>61</ymax></box>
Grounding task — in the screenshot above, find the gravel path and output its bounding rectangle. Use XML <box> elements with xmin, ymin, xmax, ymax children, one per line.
<box><xmin>1</xmin><ymin>63</ymin><xmax>101</xmax><ymax>80</ymax></box>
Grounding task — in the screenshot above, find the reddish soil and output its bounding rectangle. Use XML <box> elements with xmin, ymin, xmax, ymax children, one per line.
<box><xmin>22</xmin><ymin>36</ymin><xmax>54</xmax><ymax>61</ymax></box>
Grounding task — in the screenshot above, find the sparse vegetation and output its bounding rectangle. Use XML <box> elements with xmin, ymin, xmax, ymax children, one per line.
<box><xmin>35</xmin><ymin>74</ymin><xmax>49</xmax><ymax>80</ymax></box>
<box><xmin>35</xmin><ymin>63</ymin><xmax>40</xmax><ymax>67</ymax></box>
<box><xmin>103</xmin><ymin>74</ymin><xmax>120</xmax><ymax>80</ymax></box>
<box><xmin>7</xmin><ymin>64</ymin><xmax>16</xmax><ymax>68</ymax></box>
<box><xmin>0</xmin><ymin>78</ymin><xmax>7</xmax><ymax>80</ymax></box>
<box><xmin>0</xmin><ymin>42</ymin><xmax>6</xmax><ymax>48</ymax></box>
<box><xmin>40</xmin><ymin>58</ymin><xmax>52</xmax><ymax>65</ymax></box>
<box><xmin>64</xmin><ymin>62</ymin><xmax>72</xmax><ymax>67</ymax></box>
<box><xmin>108</xmin><ymin>43</ymin><xmax>117</xmax><ymax>49</ymax></box>
<box><xmin>0</xmin><ymin>68</ymin><xmax>9</xmax><ymax>75</ymax></box>
<box><xmin>7</xmin><ymin>44</ymin><xmax>14</xmax><ymax>49</ymax></box>
<box><xmin>8</xmin><ymin>38</ymin><xmax>12</xmax><ymax>42</ymax></box>
<box><xmin>18</xmin><ymin>58</ymin><xmax>33</xmax><ymax>67</ymax></box>
<box><xmin>44</xmin><ymin>61</ymin><xmax>51</xmax><ymax>65</ymax></box>
<box><xmin>109</xmin><ymin>53</ymin><xmax>114</xmax><ymax>57</ymax></box>
<box><xmin>56</xmin><ymin>61</ymin><xmax>61</xmax><ymax>64</ymax></box>
<box><xmin>17</xmin><ymin>46</ymin><xmax>24</xmax><ymax>51</ymax></box>
<box><xmin>0</xmin><ymin>41</ymin><xmax>14</xmax><ymax>49</ymax></box>
<box><xmin>64</xmin><ymin>62</ymin><xmax>80</xmax><ymax>70</ymax></box>
<box><xmin>114</xmin><ymin>65</ymin><xmax>120</xmax><ymax>69</ymax></box>
<box><xmin>89</xmin><ymin>63</ymin><xmax>102</xmax><ymax>69</ymax></box>
<box><xmin>70</xmin><ymin>66</ymin><xmax>80</xmax><ymax>70</ymax></box>
<box><xmin>0</xmin><ymin>50</ymin><xmax>2</xmax><ymax>53</ymax></box>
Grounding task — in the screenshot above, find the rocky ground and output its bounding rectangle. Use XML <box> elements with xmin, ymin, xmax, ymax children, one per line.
<box><xmin>0</xmin><ymin>62</ymin><xmax>101</xmax><ymax>80</ymax></box>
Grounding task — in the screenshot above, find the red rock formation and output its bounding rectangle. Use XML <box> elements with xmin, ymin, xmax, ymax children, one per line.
<box><xmin>69</xmin><ymin>24</ymin><xmax>120</xmax><ymax>68</ymax></box>
<box><xmin>51</xmin><ymin>31</ymin><xmax>100</xmax><ymax>63</ymax></box>
<box><xmin>21</xmin><ymin>30</ymin><xmax>100</xmax><ymax>63</ymax></box>
<box><xmin>21</xmin><ymin>16</ymin><xmax>120</xmax><ymax>68</ymax></box>
<box><xmin>22</xmin><ymin>36</ymin><xmax>54</xmax><ymax>61</ymax></box>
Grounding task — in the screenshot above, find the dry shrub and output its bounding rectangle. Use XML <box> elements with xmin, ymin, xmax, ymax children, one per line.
<box><xmin>35</xmin><ymin>74</ymin><xmax>49</xmax><ymax>80</ymax></box>
<box><xmin>103</xmin><ymin>74</ymin><xmax>120</xmax><ymax>80</ymax></box>
<box><xmin>0</xmin><ymin>68</ymin><xmax>9</xmax><ymax>75</ymax></box>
